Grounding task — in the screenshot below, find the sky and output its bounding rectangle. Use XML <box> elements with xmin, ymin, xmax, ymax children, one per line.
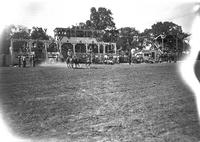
<box><xmin>0</xmin><ymin>0</ymin><xmax>199</xmax><ymax>36</ymax></box>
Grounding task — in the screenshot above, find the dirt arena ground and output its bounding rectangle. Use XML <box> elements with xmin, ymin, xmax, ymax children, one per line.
<box><xmin>0</xmin><ymin>62</ymin><xmax>200</xmax><ymax>142</ymax></box>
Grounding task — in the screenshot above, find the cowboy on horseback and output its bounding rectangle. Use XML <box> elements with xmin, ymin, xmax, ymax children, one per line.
<box><xmin>73</xmin><ymin>54</ymin><xmax>80</xmax><ymax>68</ymax></box>
<box><xmin>66</xmin><ymin>49</ymin><xmax>73</xmax><ymax>68</ymax></box>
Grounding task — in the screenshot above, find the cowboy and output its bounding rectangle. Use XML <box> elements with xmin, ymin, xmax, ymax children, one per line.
<box><xmin>67</xmin><ymin>49</ymin><xmax>73</xmax><ymax>58</ymax></box>
<box><xmin>66</xmin><ymin>49</ymin><xmax>73</xmax><ymax>68</ymax></box>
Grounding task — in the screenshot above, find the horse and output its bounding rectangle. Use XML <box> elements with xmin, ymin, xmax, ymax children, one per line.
<box><xmin>85</xmin><ymin>55</ymin><xmax>92</xmax><ymax>67</ymax></box>
<box><xmin>73</xmin><ymin>55</ymin><xmax>80</xmax><ymax>68</ymax></box>
<box><xmin>66</xmin><ymin>55</ymin><xmax>80</xmax><ymax>69</ymax></box>
<box><xmin>66</xmin><ymin>56</ymin><xmax>74</xmax><ymax>68</ymax></box>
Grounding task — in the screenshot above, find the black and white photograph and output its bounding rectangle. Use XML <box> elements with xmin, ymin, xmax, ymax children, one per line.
<box><xmin>0</xmin><ymin>0</ymin><xmax>200</xmax><ymax>141</ymax></box>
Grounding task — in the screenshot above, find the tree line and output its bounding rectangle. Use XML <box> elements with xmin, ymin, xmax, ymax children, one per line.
<box><xmin>0</xmin><ymin>7</ymin><xmax>190</xmax><ymax>55</ymax></box>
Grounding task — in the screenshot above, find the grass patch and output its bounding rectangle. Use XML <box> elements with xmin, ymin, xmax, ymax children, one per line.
<box><xmin>0</xmin><ymin>63</ymin><xmax>199</xmax><ymax>141</ymax></box>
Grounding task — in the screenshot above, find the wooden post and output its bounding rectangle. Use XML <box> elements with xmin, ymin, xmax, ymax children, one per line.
<box><xmin>73</xmin><ymin>43</ymin><xmax>76</xmax><ymax>55</ymax></box>
<box><xmin>86</xmin><ymin>43</ymin><xmax>88</xmax><ymax>53</ymax></box>
<box><xmin>98</xmin><ymin>44</ymin><xmax>100</xmax><ymax>54</ymax></box>
<box><xmin>59</xmin><ymin>42</ymin><xmax>62</xmax><ymax>53</ymax></box>
<box><xmin>162</xmin><ymin>37</ymin><xmax>164</xmax><ymax>51</ymax></box>
<box><xmin>10</xmin><ymin>39</ymin><xmax>14</xmax><ymax>66</ymax></box>
<box><xmin>103</xmin><ymin>44</ymin><xmax>106</xmax><ymax>54</ymax></box>
<box><xmin>29</xmin><ymin>40</ymin><xmax>33</xmax><ymax>54</ymax></box>
<box><xmin>114</xmin><ymin>43</ymin><xmax>117</xmax><ymax>54</ymax></box>
<box><xmin>44</xmin><ymin>42</ymin><xmax>48</xmax><ymax>61</ymax></box>
<box><xmin>58</xmin><ymin>42</ymin><xmax>62</xmax><ymax>61</ymax></box>
<box><xmin>176</xmin><ymin>37</ymin><xmax>178</xmax><ymax>60</ymax></box>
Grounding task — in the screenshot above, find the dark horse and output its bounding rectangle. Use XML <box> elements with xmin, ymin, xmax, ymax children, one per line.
<box><xmin>66</xmin><ymin>55</ymin><xmax>80</xmax><ymax>68</ymax></box>
<box><xmin>73</xmin><ymin>55</ymin><xmax>80</xmax><ymax>68</ymax></box>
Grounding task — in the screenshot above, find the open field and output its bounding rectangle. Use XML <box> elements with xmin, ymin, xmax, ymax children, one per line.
<box><xmin>0</xmin><ymin>63</ymin><xmax>200</xmax><ymax>142</ymax></box>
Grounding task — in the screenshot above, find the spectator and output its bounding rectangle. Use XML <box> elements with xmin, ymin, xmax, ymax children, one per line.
<box><xmin>33</xmin><ymin>55</ymin><xmax>36</xmax><ymax>67</ymax></box>
<box><xmin>29</xmin><ymin>55</ymin><xmax>33</xmax><ymax>67</ymax></box>
<box><xmin>22</xmin><ymin>56</ymin><xmax>26</xmax><ymax>67</ymax></box>
<box><xmin>18</xmin><ymin>55</ymin><xmax>22</xmax><ymax>67</ymax></box>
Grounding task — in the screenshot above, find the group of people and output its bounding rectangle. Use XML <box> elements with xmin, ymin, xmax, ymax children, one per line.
<box><xmin>65</xmin><ymin>49</ymin><xmax>79</xmax><ymax>68</ymax></box>
<box><xmin>65</xmin><ymin>49</ymin><xmax>92</xmax><ymax>68</ymax></box>
<box><xmin>66</xmin><ymin>55</ymin><xmax>80</xmax><ymax>68</ymax></box>
<box><xmin>158</xmin><ymin>52</ymin><xmax>177</xmax><ymax>63</ymax></box>
<box><xmin>17</xmin><ymin>55</ymin><xmax>36</xmax><ymax>67</ymax></box>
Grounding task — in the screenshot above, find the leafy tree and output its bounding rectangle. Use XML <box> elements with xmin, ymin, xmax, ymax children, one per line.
<box><xmin>140</xmin><ymin>29</ymin><xmax>154</xmax><ymax>42</ymax></box>
<box><xmin>141</xmin><ymin>21</ymin><xmax>189</xmax><ymax>54</ymax></box>
<box><xmin>30</xmin><ymin>27</ymin><xmax>49</xmax><ymax>40</ymax></box>
<box><xmin>90</xmin><ymin>7</ymin><xmax>115</xmax><ymax>30</ymax></box>
<box><xmin>90</xmin><ymin>7</ymin><xmax>99</xmax><ymax>29</ymax></box>
<box><xmin>102</xmin><ymin>29</ymin><xmax>119</xmax><ymax>42</ymax></box>
<box><xmin>151</xmin><ymin>21</ymin><xmax>181</xmax><ymax>37</ymax></box>
<box><xmin>30</xmin><ymin>27</ymin><xmax>49</xmax><ymax>59</ymax></box>
<box><xmin>0</xmin><ymin>25</ymin><xmax>13</xmax><ymax>54</ymax></box>
<box><xmin>86</xmin><ymin>20</ymin><xmax>93</xmax><ymax>29</ymax></box>
<box><xmin>0</xmin><ymin>25</ymin><xmax>30</xmax><ymax>54</ymax></box>
<box><xmin>68</xmin><ymin>7</ymin><xmax>116</xmax><ymax>42</ymax></box>
<box><xmin>11</xmin><ymin>25</ymin><xmax>30</xmax><ymax>39</ymax></box>
<box><xmin>12</xmin><ymin>31</ymin><xmax>30</xmax><ymax>39</ymax></box>
<box><xmin>117</xmin><ymin>27</ymin><xmax>139</xmax><ymax>51</ymax></box>
<box><xmin>137</xmin><ymin>29</ymin><xmax>155</xmax><ymax>50</ymax></box>
<box><xmin>88</xmin><ymin>7</ymin><xmax>116</xmax><ymax>42</ymax></box>
<box><xmin>11</xmin><ymin>25</ymin><xmax>30</xmax><ymax>53</ymax></box>
<box><xmin>150</xmin><ymin>21</ymin><xmax>189</xmax><ymax>41</ymax></box>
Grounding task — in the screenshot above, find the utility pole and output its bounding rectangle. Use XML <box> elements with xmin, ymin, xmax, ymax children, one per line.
<box><xmin>161</xmin><ymin>35</ymin><xmax>165</xmax><ymax>51</ymax></box>
<box><xmin>176</xmin><ymin>34</ymin><xmax>179</xmax><ymax>61</ymax></box>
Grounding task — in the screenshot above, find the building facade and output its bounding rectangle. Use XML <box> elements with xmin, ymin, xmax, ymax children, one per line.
<box><xmin>9</xmin><ymin>28</ymin><xmax>117</xmax><ymax>65</ymax></box>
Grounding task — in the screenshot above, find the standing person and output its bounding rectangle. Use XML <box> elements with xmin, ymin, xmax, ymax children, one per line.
<box><xmin>174</xmin><ymin>51</ymin><xmax>178</xmax><ymax>63</ymax></box>
<box><xmin>117</xmin><ymin>56</ymin><xmax>120</xmax><ymax>64</ymax></box>
<box><xmin>18</xmin><ymin>55</ymin><xmax>22</xmax><ymax>67</ymax></box>
<box><xmin>67</xmin><ymin>49</ymin><xmax>73</xmax><ymax>58</ymax></box>
<box><xmin>29</xmin><ymin>55</ymin><xmax>33</xmax><ymax>67</ymax></box>
<box><xmin>128</xmin><ymin>51</ymin><xmax>132</xmax><ymax>65</ymax></box>
<box><xmin>22</xmin><ymin>56</ymin><xmax>26</xmax><ymax>68</ymax></box>
<box><xmin>74</xmin><ymin>55</ymin><xmax>80</xmax><ymax>68</ymax></box>
<box><xmin>85</xmin><ymin>53</ymin><xmax>91</xmax><ymax>67</ymax></box>
<box><xmin>33</xmin><ymin>55</ymin><xmax>36</xmax><ymax>67</ymax></box>
<box><xmin>56</xmin><ymin>54</ymin><xmax>59</xmax><ymax>62</ymax></box>
<box><xmin>66</xmin><ymin>49</ymin><xmax>73</xmax><ymax>68</ymax></box>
